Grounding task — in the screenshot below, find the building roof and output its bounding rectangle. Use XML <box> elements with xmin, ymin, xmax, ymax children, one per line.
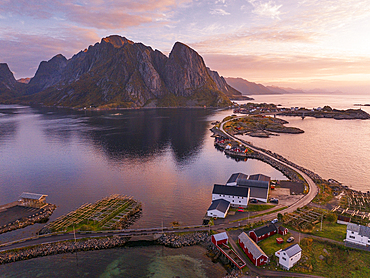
<box><xmin>212</xmin><ymin>184</ymin><xmax>250</xmax><ymax>198</ymax></box>
<box><xmin>337</xmin><ymin>215</ymin><xmax>351</xmax><ymax>222</ymax></box>
<box><xmin>227</xmin><ymin>173</ymin><xmax>248</xmax><ymax>184</ymax></box>
<box><xmin>19</xmin><ymin>192</ymin><xmax>48</xmax><ymax>201</ymax></box>
<box><xmin>213</xmin><ymin>232</ymin><xmax>228</xmax><ymax>242</ymax></box>
<box><xmin>238</xmin><ymin>232</ymin><xmax>267</xmax><ymax>259</ymax></box>
<box><xmin>279</xmin><ymin>226</ymin><xmax>288</xmax><ymax>232</ymax></box>
<box><xmin>208</xmin><ymin>199</ymin><xmax>230</xmax><ymax>213</ymax></box>
<box><xmin>283</xmin><ymin>244</ymin><xmax>302</xmax><ymax>258</ymax></box>
<box><xmin>248</xmin><ymin>174</ymin><xmax>271</xmax><ymax>182</ymax></box>
<box><xmin>237</xmin><ymin>179</ymin><xmax>269</xmax><ymax>189</ymax></box>
<box><xmin>347</xmin><ymin>223</ymin><xmax>361</xmax><ymax>233</ymax></box>
<box><xmin>249</xmin><ymin>187</ymin><xmax>269</xmax><ymax>200</ymax></box>
<box><xmin>252</xmin><ymin>224</ymin><xmax>277</xmax><ymax>237</ymax></box>
<box><xmin>360</xmin><ymin>225</ymin><xmax>370</xmax><ymax>238</ymax></box>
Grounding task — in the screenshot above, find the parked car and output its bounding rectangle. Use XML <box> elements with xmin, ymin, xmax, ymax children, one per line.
<box><xmin>250</xmin><ymin>198</ymin><xmax>258</xmax><ymax>203</ymax></box>
<box><xmin>287</xmin><ymin>236</ymin><xmax>295</xmax><ymax>243</ymax></box>
<box><xmin>271</xmin><ymin>218</ymin><xmax>278</xmax><ymax>224</ymax></box>
<box><xmin>270</xmin><ymin>198</ymin><xmax>279</xmax><ymax>204</ymax></box>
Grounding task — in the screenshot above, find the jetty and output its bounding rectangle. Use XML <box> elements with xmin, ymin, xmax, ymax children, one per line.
<box><xmin>0</xmin><ymin>193</ymin><xmax>55</xmax><ymax>235</ymax></box>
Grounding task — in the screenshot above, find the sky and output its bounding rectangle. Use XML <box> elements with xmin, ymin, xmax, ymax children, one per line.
<box><xmin>1</xmin><ymin>0</ymin><xmax>370</xmax><ymax>93</ymax></box>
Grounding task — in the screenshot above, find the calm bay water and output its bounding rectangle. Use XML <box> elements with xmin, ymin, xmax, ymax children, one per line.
<box><xmin>0</xmin><ymin>105</ymin><xmax>285</xmax><ymax>232</ymax></box>
<box><xmin>1</xmin><ymin>93</ymin><xmax>370</xmax><ymax>277</ymax></box>
<box><xmin>239</xmin><ymin>94</ymin><xmax>370</xmax><ymax>192</ymax></box>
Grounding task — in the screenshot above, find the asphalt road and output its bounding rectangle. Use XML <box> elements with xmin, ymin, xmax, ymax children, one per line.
<box><xmin>219</xmin><ymin>119</ymin><xmax>319</xmax><ymax>223</ymax></box>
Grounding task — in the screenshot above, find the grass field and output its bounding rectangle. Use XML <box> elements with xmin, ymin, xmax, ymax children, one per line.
<box><xmin>258</xmin><ymin>228</ymin><xmax>370</xmax><ymax>277</ymax></box>
<box><xmin>297</xmin><ymin>239</ymin><xmax>370</xmax><ymax>277</ymax></box>
<box><xmin>307</xmin><ymin>221</ymin><xmax>346</xmax><ymax>242</ymax></box>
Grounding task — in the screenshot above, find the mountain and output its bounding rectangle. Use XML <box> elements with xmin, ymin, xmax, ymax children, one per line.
<box><xmin>267</xmin><ymin>86</ymin><xmax>305</xmax><ymax>94</ymax></box>
<box><xmin>225</xmin><ymin>77</ymin><xmax>277</xmax><ymax>95</ymax></box>
<box><xmin>0</xmin><ymin>63</ymin><xmax>25</xmax><ymax>102</ymax></box>
<box><xmin>1</xmin><ymin>35</ymin><xmax>242</xmax><ymax>108</ymax></box>
<box><xmin>207</xmin><ymin>69</ymin><xmax>252</xmax><ymax>100</ymax></box>
<box><xmin>17</xmin><ymin>78</ymin><xmax>31</xmax><ymax>84</ymax></box>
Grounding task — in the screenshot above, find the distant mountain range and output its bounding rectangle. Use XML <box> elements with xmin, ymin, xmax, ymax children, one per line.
<box><xmin>225</xmin><ymin>77</ymin><xmax>343</xmax><ymax>95</ymax></box>
<box><xmin>0</xmin><ymin>35</ymin><xmax>251</xmax><ymax>109</ymax></box>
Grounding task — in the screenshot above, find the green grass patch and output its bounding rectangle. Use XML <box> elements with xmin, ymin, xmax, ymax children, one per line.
<box><xmin>297</xmin><ymin>239</ymin><xmax>370</xmax><ymax>277</ymax></box>
<box><xmin>263</xmin><ymin>236</ymin><xmax>370</xmax><ymax>277</ymax></box>
<box><xmin>307</xmin><ymin>221</ymin><xmax>346</xmax><ymax>242</ymax></box>
<box><xmin>258</xmin><ymin>232</ymin><xmax>293</xmax><ymax>256</ymax></box>
<box><xmin>246</xmin><ymin>204</ymin><xmax>276</xmax><ymax>212</ymax></box>
<box><xmin>230</xmin><ymin>206</ymin><xmax>288</xmax><ymax>223</ymax></box>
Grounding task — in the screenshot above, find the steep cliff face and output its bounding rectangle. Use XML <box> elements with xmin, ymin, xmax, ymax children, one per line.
<box><xmin>3</xmin><ymin>35</ymin><xmax>234</xmax><ymax>108</ymax></box>
<box><xmin>0</xmin><ymin>63</ymin><xmax>25</xmax><ymax>101</ymax></box>
<box><xmin>26</xmin><ymin>54</ymin><xmax>68</xmax><ymax>95</ymax></box>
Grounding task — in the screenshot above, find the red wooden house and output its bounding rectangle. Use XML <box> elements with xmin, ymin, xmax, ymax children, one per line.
<box><xmin>211</xmin><ymin>232</ymin><xmax>228</xmax><ymax>246</ymax></box>
<box><xmin>249</xmin><ymin>224</ymin><xmax>277</xmax><ymax>243</ymax></box>
<box><xmin>238</xmin><ymin>232</ymin><xmax>269</xmax><ymax>266</ymax></box>
<box><xmin>278</xmin><ymin>226</ymin><xmax>288</xmax><ymax>235</ymax></box>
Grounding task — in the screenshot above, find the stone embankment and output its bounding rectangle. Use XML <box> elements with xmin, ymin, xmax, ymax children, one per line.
<box><xmin>0</xmin><ymin>204</ymin><xmax>56</xmax><ymax>235</ymax></box>
<box><xmin>156</xmin><ymin>232</ymin><xmax>209</xmax><ymax>248</ymax></box>
<box><xmin>0</xmin><ymin>235</ymin><xmax>129</xmax><ymax>265</ymax></box>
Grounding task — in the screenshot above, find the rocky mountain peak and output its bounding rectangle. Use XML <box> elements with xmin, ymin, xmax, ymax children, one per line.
<box><xmin>101</xmin><ymin>35</ymin><xmax>133</xmax><ymax>48</ymax></box>
<box><xmin>0</xmin><ymin>63</ymin><xmax>16</xmax><ymax>86</ymax></box>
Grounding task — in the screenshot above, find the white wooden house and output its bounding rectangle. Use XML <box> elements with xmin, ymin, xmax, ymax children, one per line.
<box><xmin>275</xmin><ymin>244</ymin><xmax>302</xmax><ymax>270</ymax></box>
<box><xmin>207</xmin><ymin>199</ymin><xmax>230</xmax><ymax>218</ymax></box>
<box><xmin>346</xmin><ymin>223</ymin><xmax>370</xmax><ymax>246</ymax></box>
<box><xmin>212</xmin><ymin>184</ymin><xmax>250</xmax><ymax>208</ymax></box>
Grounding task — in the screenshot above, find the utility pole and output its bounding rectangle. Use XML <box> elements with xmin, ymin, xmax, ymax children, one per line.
<box><xmin>73</xmin><ymin>224</ymin><xmax>76</xmax><ymax>243</ymax></box>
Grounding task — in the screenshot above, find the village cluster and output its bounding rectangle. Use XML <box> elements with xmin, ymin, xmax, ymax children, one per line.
<box><xmin>211</xmin><ymin>224</ymin><xmax>301</xmax><ymax>271</ymax></box>
<box><xmin>206</xmin><ymin>173</ymin><xmax>272</xmax><ymax>218</ymax></box>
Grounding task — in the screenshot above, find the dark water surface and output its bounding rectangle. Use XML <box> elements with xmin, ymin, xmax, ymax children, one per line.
<box><xmin>0</xmin><ymin>245</ymin><xmax>226</xmax><ymax>278</ymax></box>
<box><xmin>0</xmin><ymin>105</ymin><xmax>285</xmax><ymax>232</ymax></box>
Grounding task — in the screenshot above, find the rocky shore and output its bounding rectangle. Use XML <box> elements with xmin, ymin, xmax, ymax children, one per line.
<box><xmin>0</xmin><ymin>235</ymin><xmax>129</xmax><ymax>265</ymax></box>
<box><xmin>0</xmin><ymin>232</ymin><xmax>211</xmax><ymax>265</ymax></box>
<box><xmin>0</xmin><ymin>204</ymin><xmax>56</xmax><ymax>235</ymax></box>
<box><xmin>156</xmin><ymin>232</ymin><xmax>210</xmax><ymax>248</ymax></box>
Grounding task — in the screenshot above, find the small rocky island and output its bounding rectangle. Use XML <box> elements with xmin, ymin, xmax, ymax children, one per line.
<box><xmin>223</xmin><ymin>115</ymin><xmax>304</xmax><ymax>138</ymax></box>
<box><xmin>235</xmin><ymin>103</ymin><xmax>370</xmax><ymax>120</ymax></box>
<box><xmin>278</xmin><ymin>105</ymin><xmax>370</xmax><ymax>120</ymax></box>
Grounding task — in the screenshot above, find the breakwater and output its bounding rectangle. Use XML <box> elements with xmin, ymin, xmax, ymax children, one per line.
<box><xmin>0</xmin><ymin>232</ymin><xmax>211</xmax><ymax>265</ymax></box>
<box><xmin>156</xmin><ymin>232</ymin><xmax>210</xmax><ymax>248</ymax></box>
<box><xmin>0</xmin><ymin>235</ymin><xmax>129</xmax><ymax>265</ymax></box>
<box><xmin>0</xmin><ymin>204</ymin><xmax>56</xmax><ymax>235</ymax></box>
<box><xmin>212</xmin><ymin>126</ymin><xmax>322</xmax><ymax>184</ymax></box>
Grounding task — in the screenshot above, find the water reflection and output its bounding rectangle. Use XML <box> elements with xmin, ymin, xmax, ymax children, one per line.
<box><xmin>82</xmin><ymin>109</ymin><xmax>211</xmax><ymax>164</ymax></box>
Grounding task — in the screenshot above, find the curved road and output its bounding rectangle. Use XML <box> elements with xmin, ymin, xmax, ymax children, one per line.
<box><xmin>219</xmin><ymin>119</ymin><xmax>319</xmax><ymax>220</ymax></box>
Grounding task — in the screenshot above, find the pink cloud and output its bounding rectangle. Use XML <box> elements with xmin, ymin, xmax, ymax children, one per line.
<box><xmin>202</xmin><ymin>53</ymin><xmax>370</xmax><ymax>80</ymax></box>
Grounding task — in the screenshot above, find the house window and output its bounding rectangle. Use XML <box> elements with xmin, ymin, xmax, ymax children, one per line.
<box><xmin>351</xmin><ymin>231</ymin><xmax>354</xmax><ymax>234</ymax></box>
<box><xmin>239</xmin><ymin>201</ymin><xmax>241</xmax><ymax>203</ymax></box>
<box><xmin>349</xmin><ymin>236</ymin><xmax>355</xmax><ymax>239</ymax></box>
<box><xmin>282</xmin><ymin>257</ymin><xmax>286</xmax><ymax>261</ymax></box>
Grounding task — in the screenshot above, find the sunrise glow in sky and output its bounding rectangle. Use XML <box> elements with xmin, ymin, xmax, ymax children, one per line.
<box><xmin>1</xmin><ymin>0</ymin><xmax>370</xmax><ymax>93</ymax></box>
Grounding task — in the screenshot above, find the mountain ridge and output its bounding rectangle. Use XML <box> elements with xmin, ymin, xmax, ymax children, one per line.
<box><xmin>0</xmin><ymin>35</ymin><xmax>246</xmax><ymax>108</ymax></box>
